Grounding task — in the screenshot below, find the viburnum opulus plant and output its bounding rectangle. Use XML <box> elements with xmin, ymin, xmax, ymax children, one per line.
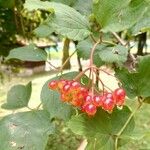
<box><xmin>0</xmin><ymin>0</ymin><xmax>150</xmax><ymax>150</ymax></box>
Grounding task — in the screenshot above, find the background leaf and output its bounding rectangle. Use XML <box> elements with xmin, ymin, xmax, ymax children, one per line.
<box><xmin>0</xmin><ymin>0</ymin><xmax>15</xmax><ymax>8</ymax></box>
<box><xmin>7</xmin><ymin>44</ymin><xmax>47</xmax><ymax>61</ymax></box>
<box><xmin>68</xmin><ymin>106</ymin><xmax>135</xmax><ymax>149</ymax></box>
<box><xmin>24</xmin><ymin>0</ymin><xmax>91</xmax><ymax>41</ymax></box>
<box><xmin>0</xmin><ymin>110</ymin><xmax>54</xmax><ymax>150</ymax></box>
<box><xmin>73</xmin><ymin>0</ymin><xmax>92</xmax><ymax>16</ymax></box>
<box><xmin>131</xmin><ymin>6</ymin><xmax>150</xmax><ymax>34</ymax></box>
<box><xmin>34</xmin><ymin>24</ymin><xmax>54</xmax><ymax>38</ymax></box>
<box><xmin>93</xmin><ymin>0</ymin><xmax>148</xmax><ymax>32</ymax></box>
<box><xmin>115</xmin><ymin>55</ymin><xmax>150</xmax><ymax>99</ymax></box>
<box><xmin>77</xmin><ymin>38</ymin><xmax>128</xmax><ymax>66</ymax></box>
<box><xmin>1</xmin><ymin>82</ymin><xmax>32</xmax><ymax>110</ymax></box>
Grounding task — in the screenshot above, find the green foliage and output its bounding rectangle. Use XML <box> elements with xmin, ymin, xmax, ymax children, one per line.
<box><xmin>34</xmin><ymin>24</ymin><xmax>53</xmax><ymax>37</ymax></box>
<box><xmin>131</xmin><ymin>6</ymin><xmax>150</xmax><ymax>34</ymax></box>
<box><xmin>1</xmin><ymin>0</ymin><xmax>150</xmax><ymax>149</ymax></box>
<box><xmin>68</xmin><ymin>106</ymin><xmax>135</xmax><ymax>149</ymax></box>
<box><xmin>7</xmin><ymin>44</ymin><xmax>47</xmax><ymax>61</ymax></box>
<box><xmin>116</xmin><ymin>56</ymin><xmax>150</xmax><ymax>99</ymax></box>
<box><xmin>45</xmin><ymin>120</ymin><xmax>81</xmax><ymax>150</ymax></box>
<box><xmin>50</xmin><ymin>0</ymin><xmax>75</xmax><ymax>6</ymax></box>
<box><xmin>24</xmin><ymin>0</ymin><xmax>91</xmax><ymax>41</ymax></box>
<box><xmin>73</xmin><ymin>0</ymin><xmax>92</xmax><ymax>16</ymax></box>
<box><xmin>77</xmin><ymin>38</ymin><xmax>128</xmax><ymax>66</ymax></box>
<box><xmin>0</xmin><ymin>0</ymin><xmax>15</xmax><ymax>8</ymax></box>
<box><xmin>93</xmin><ymin>0</ymin><xmax>148</xmax><ymax>33</ymax></box>
<box><xmin>77</xmin><ymin>38</ymin><xmax>104</xmax><ymax>67</ymax></box>
<box><xmin>0</xmin><ymin>110</ymin><xmax>55</xmax><ymax>150</ymax></box>
<box><xmin>1</xmin><ymin>82</ymin><xmax>32</xmax><ymax>110</ymax></box>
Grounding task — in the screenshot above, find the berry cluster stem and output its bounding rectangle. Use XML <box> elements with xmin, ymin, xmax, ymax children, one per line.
<box><xmin>90</xmin><ymin>38</ymin><xmax>101</xmax><ymax>66</ymax></box>
<box><xmin>114</xmin><ymin>97</ymin><xmax>144</xmax><ymax>150</ymax></box>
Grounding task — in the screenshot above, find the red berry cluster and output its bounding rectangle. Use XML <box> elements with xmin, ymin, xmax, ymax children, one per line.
<box><xmin>48</xmin><ymin>80</ymin><xmax>126</xmax><ymax>116</ymax></box>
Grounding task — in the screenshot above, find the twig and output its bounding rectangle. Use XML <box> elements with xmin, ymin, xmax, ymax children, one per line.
<box><xmin>111</xmin><ymin>32</ymin><xmax>126</xmax><ymax>46</ymax></box>
<box><xmin>59</xmin><ymin>50</ymin><xmax>77</xmax><ymax>74</ymax></box>
<box><xmin>77</xmin><ymin>139</ymin><xmax>87</xmax><ymax>150</ymax></box>
<box><xmin>90</xmin><ymin>35</ymin><xmax>97</xmax><ymax>43</ymax></box>
<box><xmin>36</xmin><ymin>103</ymin><xmax>42</xmax><ymax>110</ymax></box>
<box><xmin>47</xmin><ymin>60</ymin><xmax>58</xmax><ymax>70</ymax></box>
<box><xmin>74</xmin><ymin>67</ymin><xmax>91</xmax><ymax>81</ymax></box>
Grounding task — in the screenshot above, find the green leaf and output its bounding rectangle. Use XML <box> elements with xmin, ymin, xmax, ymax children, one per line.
<box><xmin>77</xmin><ymin>39</ymin><xmax>128</xmax><ymax>66</ymax></box>
<box><xmin>115</xmin><ymin>55</ymin><xmax>150</xmax><ymax>99</ymax></box>
<box><xmin>24</xmin><ymin>0</ymin><xmax>91</xmax><ymax>41</ymax></box>
<box><xmin>0</xmin><ymin>0</ymin><xmax>15</xmax><ymax>8</ymax></box>
<box><xmin>98</xmin><ymin>44</ymin><xmax>128</xmax><ymax>64</ymax></box>
<box><xmin>0</xmin><ymin>110</ymin><xmax>55</xmax><ymax>150</ymax></box>
<box><xmin>86</xmin><ymin>137</ymin><xmax>114</xmax><ymax>150</ymax></box>
<box><xmin>93</xmin><ymin>0</ymin><xmax>148</xmax><ymax>32</ymax></box>
<box><xmin>7</xmin><ymin>44</ymin><xmax>47</xmax><ymax>61</ymax></box>
<box><xmin>50</xmin><ymin>0</ymin><xmax>75</xmax><ymax>6</ymax></box>
<box><xmin>68</xmin><ymin>106</ymin><xmax>135</xmax><ymax>149</ymax></box>
<box><xmin>34</xmin><ymin>24</ymin><xmax>54</xmax><ymax>38</ymax></box>
<box><xmin>131</xmin><ymin>6</ymin><xmax>150</xmax><ymax>34</ymax></box>
<box><xmin>77</xmin><ymin>38</ymin><xmax>104</xmax><ymax>67</ymax></box>
<box><xmin>40</xmin><ymin>72</ymin><xmax>80</xmax><ymax>121</ymax></box>
<box><xmin>73</xmin><ymin>0</ymin><xmax>92</xmax><ymax>16</ymax></box>
<box><xmin>1</xmin><ymin>82</ymin><xmax>32</xmax><ymax>110</ymax></box>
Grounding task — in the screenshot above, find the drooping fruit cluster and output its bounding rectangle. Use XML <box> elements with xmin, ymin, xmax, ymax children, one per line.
<box><xmin>48</xmin><ymin>80</ymin><xmax>126</xmax><ymax>116</ymax></box>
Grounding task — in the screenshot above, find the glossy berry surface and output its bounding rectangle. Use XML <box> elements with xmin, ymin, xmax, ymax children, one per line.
<box><xmin>103</xmin><ymin>98</ymin><xmax>115</xmax><ymax>112</ymax></box>
<box><xmin>93</xmin><ymin>96</ymin><xmax>102</xmax><ymax>107</ymax></box>
<box><xmin>85</xmin><ymin>103</ymin><xmax>97</xmax><ymax>116</ymax></box>
<box><xmin>84</xmin><ymin>95</ymin><xmax>93</xmax><ymax>104</ymax></box>
<box><xmin>48</xmin><ymin>80</ymin><xmax>58</xmax><ymax>90</ymax></box>
<box><xmin>48</xmin><ymin>79</ymin><xmax>126</xmax><ymax>117</ymax></box>
<box><xmin>113</xmin><ymin>88</ymin><xmax>126</xmax><ymax>106</ymax></box>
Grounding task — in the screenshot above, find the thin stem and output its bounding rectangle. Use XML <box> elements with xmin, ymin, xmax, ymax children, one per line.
<box><xmin>87</xmin><ymin>68</ymin><xmax>92</xmax><ymax>88</ymax></box>
<box><xmin>90</xmin><ymin>34</ymin><xmax>97</xmax><ymax>43</ymax></box>
<box><xmin>59</xmin><ymin>50</ymin><xmax>77</xmax><ymax>74</ymax></box>
<box><xmin>90</xmin><ymin>39</ymin><xmax>101</xmax><ymax>65</ymax></box>
<box><xmin>102</xmin><ymin>40</ymin><xmax>117</xmax><ymax>46</ymax></box>
<box><xmin>114</xmin><ymin>97</ymin><xmax>144</xmax><ymax>150</ymax></box>
<box><xmin>111</xmin><ymin>32</ymin><xmax>126</xmax><ymax>46</ymax></box>
<box><xmin>74</xmin><ymin>67</ymin><xmax>91</xmax><ymax>81</ymax></box>
<box><xmin>47</xmin><ymin>60</ymin><xmax>58</xmax><ymax>70</ymax></box>
<box><xmin>36</xmin><ymin>103</ymin><xmax>42</xmax><ymax>110</ymax></box>
<box><xmin>93</xmin><ymin>69</ymin><xmax>105</xmax><ymax>93</ymax></box>
<box><xmin>26</xmin><ymin>106</ymin><xmax>34</xmax><ymax>111</ymax></box>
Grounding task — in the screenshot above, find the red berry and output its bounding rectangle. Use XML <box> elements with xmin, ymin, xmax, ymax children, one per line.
<box><xmin>106</xmin><ymin>93</ymin><xmax>113</xmax><ymax>99</ymax></box>
<box><xmin>71</xmin><ymin>81</ymin><xmax>80</xmax><ymax>88</ymax></box>
<box><xmin>85</xmin><ymin>103</ymin><xmax>97</xmax><ymax>116</ymax></box>
<box><xmin>60</xmin><ymin>92</ymin><xmax>71</xmax><ymax>102</ymax></box>
<box><xmin>62</xmin><ymin>84</ymin><xmax>71</xmax><ymax>93</ymax></box>
<box><xmin>102</xmin><ymin>98</ymin><xmax>115</xmax><ymax>112</ymax></box>
<box><xmin>48</xmin><ymin>80</ymin><xmax>58</xmax><ymax>90</ymax></box>
<box><xmin>93</xmin><ymin>95</ymin><xmax>103</xmax><ymax>107</ymax></box>
<box><xmin>80</xmin><ymin>87</ymin><xmax>88</xmax><ymax>94</ymax></box>
<box><xmin>113</xmin><ymin>88</ymin><xmax>126</xmax><ymax>106</ymax></box>
<box><xmin>57</xmin><ymin>80</ymin><xmax>68</xmax><ymax>90</ymax></box>
<box><xmin>84</xmin><ymin>95</ymin><xmax>93</xmax><ymax>104</ymax></box>
<box><xmin>71</xmin><ymin>98</ymin><xmax>83</xmax><ymax>106</ymax></box>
